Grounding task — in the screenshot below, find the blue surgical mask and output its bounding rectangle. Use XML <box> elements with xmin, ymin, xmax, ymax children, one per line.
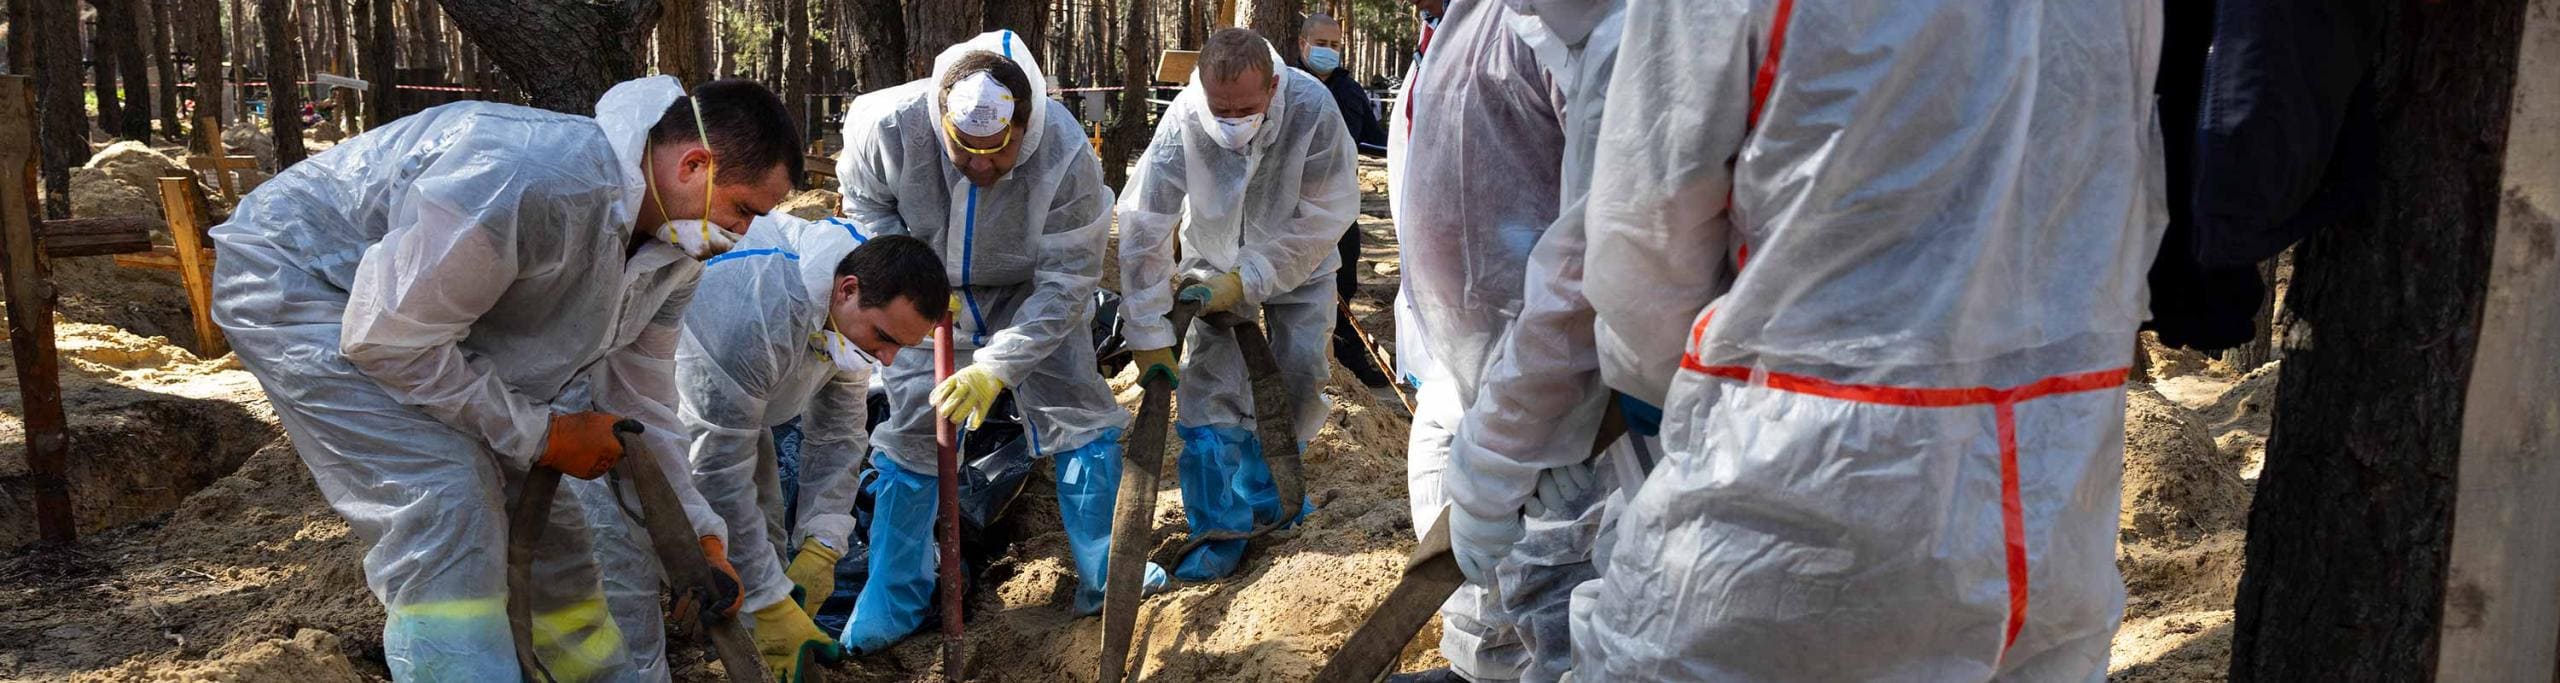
<box><xmin>1305</xmin><ymin>46</ymin><xmax>1342</xmax><ymax>75</ymax></box>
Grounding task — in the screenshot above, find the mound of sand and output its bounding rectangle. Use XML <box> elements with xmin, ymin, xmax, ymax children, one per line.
<box><xmin>70</xmin><ymin>168</ymin><xmax>159</xmax><ymax>220</ymax></box>
<box><xmin>84</xmin><ymin>142</ymin><xmax>186</xmax><ymax>198</ymax></box>
<box><xmin>2119</xmin><ymin>385</ymin><xmax>2248</xmax><ymax>544</ymax></box>
<box><xmin>778</xmin><ymin>188</ymin><xmax>842</xmax><ymax>221</ymax></box>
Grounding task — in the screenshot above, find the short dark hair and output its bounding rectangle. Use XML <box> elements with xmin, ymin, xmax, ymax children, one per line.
<box><xmin>938</xmin><ymin>51</ymin><xmax>1036</xmax><ymax>131</ymax></box>
<box><xmin>838</xmin><ymin>234</ymin><xmax>950</xmax><ymax>318</ymax></box>
<box><xmin>647</xmin><ymin>78</ymin><xmax>803</xmax><ymax>186</ymax></box>
<box><xmin>1201</xmin><ymin>28</ymin><xmax>1275</xmax><ymax>83</ymax></box>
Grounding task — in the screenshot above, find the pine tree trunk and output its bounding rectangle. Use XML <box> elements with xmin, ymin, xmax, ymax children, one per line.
<box><xmin>655</xmin><ymin>0</ymin><xmax>707</xmax><ymax>86</ymax></box>
<box><xmin>782</xmin><ymin>0</ymin><xmax>807</xmax><ymax>137</ymax></box>
<box><xmin>905</xmin><ymin>0</ymin><xmax>981</xmax><ymax>78</ymax></box>
<box><xmin>99</xmin><ymin>0</ymin><xmax>151</xmax><ymax>139</ymax></box>
<box><xmin>358</xmin><ymin>0</ymin><xmax>391</xmax><ymax>125</ymax></box>
<box><xmin>37</xmin><ymin>0</ymin><xmax>86</xmax><ymax>218</ymax></box>
<box><xmin>188</xmin><ymin>0</ymin><xmax>223</xmax><ymax>147</ymax></box>
<box><xmin>1239</xmin><ymin>0</ymin><xmax>1298</xmax><ymax>69</ymax></box>
<box><xmin>91</xmin><ymin>6</ymin><xmax>125</xmax><ymax>137</ymax></box>
<box><xmin>984</xmin><ymin>0</ymin><xmax>1046</xmax><ymax>58</ymax></box>
<box><xmin>2229</xmin><ymin>0</ymin><xmax>2527</xmax><ymax>678</ymax></box>
<box><xmin>8</xmin><ymin>0</ymin><xmax>33</xmax><ymax>73</ymax></box>
<box><xmin>847</xmin><ymin>0</ymin><xmax>903</xmax><ymax>91</ymax></box>
<box><xmin>1104</xmin><ymin>0</ymin><xmax>1149</xmax><ymax>189</ymax></box>
<box><xmin>226</xmin><ymin>0</ymin><xmax>246</xmax><ymax>120</ymax></box>
<box><xmin>152</xmin><ymin>0</ymin><xmax>182</xmax><ymax>139</ymax></box>
<box><xmin>259</xmin><ymin>0</ymin><xmax>301</xmax><ymax>166</ymax></box>
<box><xmin>432</xmin><ymin>0</ymin><xmax>656</xmax><ymax>115</ymax></box>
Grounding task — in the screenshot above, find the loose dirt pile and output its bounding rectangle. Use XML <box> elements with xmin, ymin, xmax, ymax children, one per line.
<box><xmin>777</xmin><ymin>188</ymin><xmax>843</xmax><ymax>221</ymax></box>
<box><xmin>2108</xmin><ymin>360</ymin><xmax>2279</xmax><ymax>682</ymax></box>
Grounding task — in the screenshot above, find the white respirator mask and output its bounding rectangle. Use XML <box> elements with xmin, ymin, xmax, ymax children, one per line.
<box><xmin>1201</xmin><ymin>108</ymin><xmax>1266</xmax><ymax>151</ymax></box>
<box><xmin>817</xmin><ymin>328</ymin><xmax>881</xmax><ymax>376</ymax></box>
<box><xmin>657</xmin><ymin>219</ymin><xmax>742</xmax><ymax>260</ymax></box>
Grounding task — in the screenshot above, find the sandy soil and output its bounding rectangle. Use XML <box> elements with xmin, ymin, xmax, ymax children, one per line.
<box><xmin>1</xmin><ymin>154</ymin><xmax>2264</xmax><ymax>682</ymax></box>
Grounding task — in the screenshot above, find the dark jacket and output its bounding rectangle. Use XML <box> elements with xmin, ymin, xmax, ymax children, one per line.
<box><xmin>1312</xmin><ymin>67</ymin><xmax>1388</xmax><ymax>153</ymax></box>
<box><xmin>2146</xmin><ymin>0</ymin><xmax>2379</xmax><ymax>350</ymax></box>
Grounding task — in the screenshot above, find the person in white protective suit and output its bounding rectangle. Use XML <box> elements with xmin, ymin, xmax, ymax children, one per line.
<box><xmin>832</xmin><ymin>30</ymin><xmax>1160</xmax><ymax>653</ymax></box>
<box><xmin>1118</xmin><ymin>27</ymin><xmax>1362</xmax><ymax>582</ymax></box>
<box><xmin>1569</xmin><ymin>1</ymin><xmax>2165</xmax><ymax>680</ymax></box>
<box><xmin>1386</xmin><ymin>0</ymin><xmax>1568</xmax><ymax>680</ymax></box>
<box><xmin>1433</xmin><ymin>2</ymin><xmax>1644</xmax><ymax>682</ymax></box>
<box><xmin>580</xmin><ymin>212</ymin><xmax>945</xmax><ymax>680</ymax></box>
<box><xmin>208</xmin><ymin>77</ymin><xmax>804</xmax><ymax>681</ymax></box>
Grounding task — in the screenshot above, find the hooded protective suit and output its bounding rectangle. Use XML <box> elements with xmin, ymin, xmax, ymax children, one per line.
<box><xmin>1438</xmin><ymin>1</ymin><xmax>1633</xmax><ymax>681</ymax></box>
<box><xmin>833</xmin><ymin>30</ymin><xmax>1139</xmax><ymax>651</ymax></box>
<box><xmin>1389</xmin><ymin>0</ymin><xmax>1568</xmax><ymax>679</ymax></box>
<box><xmin>1118</xmin><ymin>47</ymin><xmax>1361</xmax><ymax>581</ymax></box>
<box><xmin>1570</xmin><ymin>1</ymin><xmax>2164</xmax><ymax>680</ymax></box>
<box><xmin>581</xmin><ymin>214</ymin><xmax>880</xmax><ymax>682</ymax></box>
<box><xmin>209</xmin><ymin>76</ymin><xmax>725</xmax><ymax>682</ymax></box>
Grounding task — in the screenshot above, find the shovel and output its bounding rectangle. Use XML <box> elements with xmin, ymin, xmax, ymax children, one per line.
<box><xmin>1096</xmin><ymin>295</ymin><xmax>1202</xmax><ymax>683</ymax></box>
<box><xmin>1315</xmin><ymin>402</ymin><xmax>1631</xmax><ymax>681</ymax></box>
<box><xmin>505</xmin><ymin>421</ymin><xmax>772</xmax><ymax>682</ymax></box>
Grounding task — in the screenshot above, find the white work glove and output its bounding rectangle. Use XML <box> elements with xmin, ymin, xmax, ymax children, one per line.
<box><xmin>1447</xmin><ymin>505</ymin><xmax>1526</xmax><ymax>584</ymax></box>
<box><xmin>1524</xmin><ymin>460</ymin><xmax>1600</xmax><ymax>518</ymax></box>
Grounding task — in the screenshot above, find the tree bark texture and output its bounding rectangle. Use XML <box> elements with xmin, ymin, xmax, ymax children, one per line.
<box><xmin>656</xmin><ymin>0</ymin><xmax>708</xmax><ymax>85</ymax></box>
<box><xmin>435</xmin><ymin>0</ymin><xmax>656</xmax><ymax>115</ymax></box>
<box><xmin>846</xmin><ymin>0</ymin><xmax>903</xmax><ymax>91</ymax></box>
<box><xmin>91</xmin><ymin>4</ymin><xmax>124</xmax><ymax>136</ymax></box>
<box><xmin>1240</xmin><ymin>0</ymin><xmax>1297</xmax><ymax>69</ymax></box>
<box><xmin>2229</xmin><ymin>0</ymin><xmax>2527</xmax><ymax>679</ymax></box>
<box><xmin>1103</xmin><ymin>0</ymin><xmax>1148</xmax><ymax>189</ymax></box>
<box><xmin>983</xmin><ymin>0</ymin><xmax>1046</xmax><ymax>59</ymax></box>
<box><xmin>259</xmin><ymin>0</ymin><xmax>302</xmax><ymax>166</ymax></box>
<box><xmin>782</xmin><ymin>0</ymin><xmax>806</xmax><ymax>136</ymax></box>
<box><xmin>150</xmin><ymin>0</ymin><xmax>182</xmax><ymax>139</ymax></box>
<box><xmin>358</xmin><ymin>0</ymin><xmax>390</xmax><ymax>126</ymax></box>
<box><xmin>100</xmin><ymin>0</ymin><xmax>151</xmax><ymax>139</ymax></box>
<box><xmin>188</xmin><ymin>0</ymin><xmax>222</xmax><ymax>147</ymax></box>
<box><xmin>37</xmin><ymin>0</ymin><xmax>83</xmax><ymax>218</ymax></box>
<box><xmin>226</xmin><ymin>0</ymin><xmax>245</xmax><ymax>120</ymax></box>
<box><xmin>8</xmin><ymin>0</ymin><xmax>33</xmax><ymax>73</ymax></box>
<box><xmin>905</xmin><ymin>0</ymin><xmax>981</xmax><ymax>78</ymax></box>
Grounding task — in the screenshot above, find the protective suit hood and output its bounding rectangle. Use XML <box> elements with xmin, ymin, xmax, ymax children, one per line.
<box><xmin>593</xmin><ymin>76</ymin><xmax>686</xmax><ymax>227</ymax></box>
<box><xmin>926</xmin><ymin>30</ymin><xmax>1050</xmax><ymax>160</ymax></box>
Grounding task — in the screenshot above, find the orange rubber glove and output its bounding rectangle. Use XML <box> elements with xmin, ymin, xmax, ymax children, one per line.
<box><xmin>538</xmin><ymin>412</ymin><xmax>631</xmax><ymax>480</ymax></box>
<box><xmin>675</xmin><ymin>535</ymin><xmax>746</xmax><ymax>622</ymax></box>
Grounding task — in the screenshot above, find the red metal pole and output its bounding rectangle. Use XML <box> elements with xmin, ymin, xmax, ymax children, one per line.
<box><xmin>934</xmin><ymin>310</ymin><xmax>965</xmax><ymax>680</ymax></box>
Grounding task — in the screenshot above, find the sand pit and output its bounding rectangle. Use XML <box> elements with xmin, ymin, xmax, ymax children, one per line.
<box><xmin>1</xmin><ymin>156</ymin><xmax>2271</xmax><ymax>681</ymax></box>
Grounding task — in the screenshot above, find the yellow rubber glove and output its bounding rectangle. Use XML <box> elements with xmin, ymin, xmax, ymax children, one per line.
<box><xmin>784</xmin><ymin>537</ymin><xmax>842</xmax><ymax>616</ymax></box>
<box><xmin>1184</xmin><ymin>271</ymin><xmax>1246</xmax><ymax>314</ymax></box>
<box><xmin>751</xmin><ymin>598</ymin><xmax>841</xmax><ymax>683</ymax></box>
<box><xmin>1132</xmin><ymin>347</ymin><xmax>1178</xmax><ymax>388</ymax></box>
<box><xmin>930</xmin><ymin>364</ymin><xmax>1007</xmax><ymax>430</ymax></box>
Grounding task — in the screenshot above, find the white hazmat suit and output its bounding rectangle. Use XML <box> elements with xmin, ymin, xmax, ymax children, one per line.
<box><xmin>1439</xmin><ymin>2</ymin><xmax>1636</xmax><ymax>681</ymax></box>
<box><xmin>1391</xmin><ymin>0</ymin><xmax>1569</xmax><ymax>679</ymax></box>
<box><xmin>569</xmin><ymin>213</ymin><xmax>880</xmax><ymax>681</ymax></box>
<box><xmin>1117</xmin><ymin>52</ymin><xmax>1361</xmax><ymax>581</ymax></box>
<box><xmin>832</xmin><ymin>30</ymin><xmax>1136</xmax><ymax>650</ymax></box>
<box><xmin>1571</xmin><ymin>1</ymin><xmax>2165</xmax><ymax>680</ymax></box>
<box><xmin>209</xmin><ymin>77</ymin><xmax>726</xmax><ymax>681</ymax></box>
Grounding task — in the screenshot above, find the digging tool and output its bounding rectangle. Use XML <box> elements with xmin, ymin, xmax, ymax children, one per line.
<box><xmin>934</xmin><ymin>308</ymin><xmax>966</xmax><ymax>681</ymax></box>
<box><xmin>502</xmin><ymin>419</ymin><xmax>773</xmax><ymax>683</ymax></box>
<box><xmin>1097</xmin><ymin>295</ymin><xmax>1203</xmax><ymax>683</ymax></box>
<box><xmin>1164</xmin><ymin>309</ymin><xmax>1309</xmax><ymax>563</ymax></box>
<box><xmin>505</xmin><ymin>454</ymin><xmax>570</xmax><ymax>682</ymax></box>
<box><xmin>1316</xmin><ymin>402</ymin><xmax>1632</xmax><ymax>681</ymax></box>
<box><xmin>1336</xmin><ymin>299</ymin><xmax>1413</xmax><ymax>415</ymax></box>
